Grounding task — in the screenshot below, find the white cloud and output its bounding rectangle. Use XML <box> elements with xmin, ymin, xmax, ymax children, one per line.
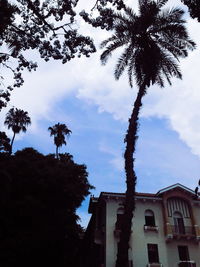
<box><xmin>99</xmin><ymin>141</ymin><xmax>124</xmax><ymax>171</ymax></box>
<box><xmin>1</xmin><ymin>0</ymin><xmax>200</xmax><ymax>161</ymax></box>
<box><xmin>1</xmin><ymin>0</ymin><xmax>200</xmax><ymax>228</ymax></box>
<box><xmin>141</xmin><ymin>18</ymin><xmax>200</xmax><ymax>157</ymax></box>
<box><xmin>77</xmin><ymin>9</ymin><xmax>200</xmax><ymax>161</ymax></box>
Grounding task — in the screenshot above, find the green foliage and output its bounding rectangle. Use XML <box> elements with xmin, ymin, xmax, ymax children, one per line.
<box><xmin>0</xmin><ymin>148</ymin><xmax>94</xmax><ymax>267</ymax></box>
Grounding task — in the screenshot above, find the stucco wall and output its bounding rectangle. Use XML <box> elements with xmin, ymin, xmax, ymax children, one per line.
<box><xmin>105</xmin><ymin>199</ymin><xmax>119</xmax><ymax>267</ymax></box>
<box><xmin>166</xmin><ymin>240</ymin><xmax>200</xmax><ymax>267</ymax></box>
<box><xmin>104</xmin><ymin>196</ymin><xmax>200</xmax><ymax>267</ymax></box>
<box><xmin>131</xmin><ymin>199</ymin><xmax>169</xmax><ymax>266</ymax></box>
<box><xmin>105</xmin><ymin>198</ymin><xmax>169</xmax><ymax>266</ymax></box>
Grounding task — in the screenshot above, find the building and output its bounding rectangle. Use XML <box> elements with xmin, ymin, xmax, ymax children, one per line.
<box><xmin>82</xmin><ymin>183</ymin><xmax>200</xmax><ymax>267</ymax></box>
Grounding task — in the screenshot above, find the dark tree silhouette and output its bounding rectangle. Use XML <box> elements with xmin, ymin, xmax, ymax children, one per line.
<box><xmin>0</xmin><ymin>131</ymin><xmax>10</xmax><ymax>152</ymax></box>
<box><xmin>48</xmin><ymin>123</ymin><xmax>72</xmax><ymax>159</ymax></box>
<box><xmin>83</xmin><ymin>0</ymin><xmax>196</xmax><ymax>266</ymax></box>
<box><xmin>181</xmin><ymin>0</ymin><xmax>200</xmax><ymax>21</ymax></box>
<box><xmin>0</xmin><ymin>148</ymin><xmax>93</xmax><ymax>267</ymax></box>
<box><xmin>4</xmin><ymin>107</ymin><xmax>31</xmax><ymax>154</ymax></box>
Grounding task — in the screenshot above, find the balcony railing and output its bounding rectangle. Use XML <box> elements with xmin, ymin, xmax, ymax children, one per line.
<box><xmin>144</xmin><ymin>225</ymin><xmax>159</xmax><ymax>232</ymax></box>
<box><xmin>171</xmin><ymin>226</ymin><xmax>195</xmax><ymax>237</ymax></box>
<box><xmin>178</xmin><ymin>261</ymin><xmax>196</xmax><ymax>267</ymax></box>
<box><xmin>146</xmin><ymin>264</ymin><xmax>163</xmax><ymax>267</ymax></box>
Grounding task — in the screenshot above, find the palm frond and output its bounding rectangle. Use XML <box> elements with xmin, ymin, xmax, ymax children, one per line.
<box><xmin>156</xmin><ymin>0</ymin><xmax>168</xmax><ymax>8</ymax></box>
<box><xmin>127</xmin><ymin>57</ymin><xmax>135</xmax><ymax>88</ymax></box>
<box><xmin>127</xmin><ymin>50</ymin><xmax>137</xmax><ymax>88</ymax></box>
<box><xmin>156</xmin><ymin>38</ymin><xmax>186</xmax><ymax>59</ymax></box>
<box><xmin>158</xmin><ymin>7</ymin><xmax>185</xmax><ymax>24</ymax></box>
<box><xmin>160</xmin><ymin>51</ymin><xmax>182</xmax><ymax>82</ymax></box>
<box><xmin>155</xmin><ymin>71</ymin><xmax>165</xmax><ymax>87</ymax></box>
<box><xmin>124</xmin><ymin>6</ymin><xmax>137</xmax><ymax>21</ymax></box>
<box><xmin>100</xmin><ymin>0</ymin><xmax>195</xmax><ymax>89</ymax></box>
<box><xmin>100</xmin><ymin>40</ymin><xmax>126</xmax><ymax>65</ymax></box>
<box><xmin>114</xmin><ymin>46</ymin><xmax>133</xmax><ymax>80</ymax></box>
<box><xmin>100</xmin><ymin>35</ymin><xmax>118</xmax><ymax>49</ymax></box>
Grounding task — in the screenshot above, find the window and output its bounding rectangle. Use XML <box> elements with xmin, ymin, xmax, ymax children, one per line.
<box><xmin>178</xmin><ymin>246</ymin><xmax>190</xmax><ymax>261</ymax></box>
<box><xmin>147</xmin><ymin>244</ymin><xmax>159</xmax><ymax>263</ymax></box>
<box><xmin>173</xmin><ymin>212</ymin><xmax>185</xmax><ymax>234</ymax></box>
<box><xmin>145</xmin><ymin>210</ymin><xmax>155</xmax><ymax>226</ymax></box>
<box><xmin>116</xmin><ymin>208</ymin><xmax>124</xmax><ymax>230</ymax></box>
<box><xmin>167</xmin><ymin>197</ymin><xmax>191</xmax><ymax>218</ymax></box>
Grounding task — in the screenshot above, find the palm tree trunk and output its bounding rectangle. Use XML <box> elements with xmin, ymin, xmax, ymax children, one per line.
<box><xmin>116</xmin><ymin>84</ymin><xmax>147</xmax><ymax>267</ymax></box>
<box><xmin>9</xmin><ymin>132</ymin><xmax>16</xmax><ymax>155</ymax></box>
<box><xmin>56</xmin><ymin>146</ymin><xmax>59</xmax><ymax>159</ymax></box>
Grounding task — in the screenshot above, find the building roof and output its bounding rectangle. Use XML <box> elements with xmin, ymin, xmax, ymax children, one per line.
<box><xmin>88</xmin><ymin>183</ymin><xmax>198</xmax><ymax>213</ymax></box>
<box><xmin>156</xmin><ymin>183</ymin><xmax>196</xmax><ymax>196</ymax></box>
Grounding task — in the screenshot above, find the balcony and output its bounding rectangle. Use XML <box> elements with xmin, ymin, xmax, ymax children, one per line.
<box><xmin>178</xmin><ymin>261</ymin><xmax>196</xmax><ymax>267</ymax></box>
<box><xmin>144</xmin><ymin>225</ymin><xmax>159</xmax><ymax>232</ymax></box>
<box><xmin>171</xmin><ymin>226</ymin><xmax>195</xmax><ymax>239</ymax></box>
<box><xmin>146</xmin><ymin>264</ymin><xmax>163</xmax><ymax>267</ymax></box>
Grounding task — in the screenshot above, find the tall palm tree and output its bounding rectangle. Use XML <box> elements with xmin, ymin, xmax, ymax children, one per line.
<box><xmin>100</xmin><ymin>1</ymin><xmax>195</xmax><ymax>266</ymax></box>
<box><xmin>4</xmin><ymin>107</ymin><xmax>31</xmax><ymax>155</ymax></box>
<box><xmin>48</xmin><ymin>123</ymin><xmax>71</xmax><ymax>159</ymax></box>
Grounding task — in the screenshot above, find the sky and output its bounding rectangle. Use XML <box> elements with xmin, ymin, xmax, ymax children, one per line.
<box><xmin>1</xmin><ymin>0</ymin><xmax>200</xmax><ymax>227</ymax></box>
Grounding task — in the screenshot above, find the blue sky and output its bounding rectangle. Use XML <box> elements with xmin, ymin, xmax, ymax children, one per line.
<box><xmin>1</xmin><ymin>0</ymin><xmax>200</xmax><ymax>227</ymax></box>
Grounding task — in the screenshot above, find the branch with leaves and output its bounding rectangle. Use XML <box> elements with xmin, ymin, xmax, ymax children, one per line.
<box><xmin>0</xmin><ymin>0</ymin><xmax>96</xmax><ymax>110</ymax></box>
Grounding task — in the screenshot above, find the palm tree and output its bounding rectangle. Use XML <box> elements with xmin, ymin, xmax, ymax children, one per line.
<box><xmin>48</xmin><ymin>123</ymin><xmax>71</xmax><ymax>159</ymax></box>
<box><xmin>4</xmin><ymin>107</ymin><xmax>31</xmax><ymax>155</ymax></box>
<box><xmin>100</xmin><ymin>1</ymin><xmax>195</xmax><ymax>266</ymax></box>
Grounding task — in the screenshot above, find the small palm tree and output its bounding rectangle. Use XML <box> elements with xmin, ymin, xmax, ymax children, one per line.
<box><xmin>100</xmin><ymin>1</ymin><xmax>195</xmax><ymax>266</ymax></box>
<box><xmin>48</xmin><ymin>123</ymin><xmax>71</xmax><ymax>159</ymax></box>
<box><xmin>4</xmin><ymin>107</ymin><xmax>31</xmax><ymax>155</ymax></box>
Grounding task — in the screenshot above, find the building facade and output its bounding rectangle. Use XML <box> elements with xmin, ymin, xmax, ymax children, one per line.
<box><xmin>82</xmin><ymin>183</ymin><xmax>200</xmax><ymax>267</ymax></box>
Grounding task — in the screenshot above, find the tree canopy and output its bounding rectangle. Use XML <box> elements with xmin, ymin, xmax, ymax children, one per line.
<box><xmin>0</xmin><ymin>0</ymin><xmax>96</xmax><ymax>111</ymax></box>
<box><xmin>1</xmin><ymin>0</ymin><xmax>199</xmax><ymax>110</ymax></box>
<box><xmin>0</xmin><ymin>131</ymin><xmax>10</xmax><ymax>152</ymax></box>
<box><xmin>0</xmin><ymin>148</ymin><xmax>94</xmax><ymax>267</ymax></box>
<box><xmin>81</xmin><ymin>0</ymin><xmax>200</xmax><ymax>30</ymax></box>
<box><xmin>181</xmin><ymin>0</ymin><xmax>200</xmax><ymax>21</ymax></box>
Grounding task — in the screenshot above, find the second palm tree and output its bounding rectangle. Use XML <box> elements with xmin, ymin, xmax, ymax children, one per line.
<box><xmin>48</xmin><ymin>123</ymin><xmax>71</xmax><ymax>159</ymax></box>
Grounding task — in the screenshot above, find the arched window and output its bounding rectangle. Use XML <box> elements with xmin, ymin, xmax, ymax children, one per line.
<box><xmin>167</xmin><ymin>197</ymin><xmax>191</xmax><ymax>218</ymax></box>
<box><xmin>173</xmin><ymin>211</ymin><xmax>185</xmax><ymax>234</ymax></box>
<box><xmin>145</xmin><ymin>210</ymin><xmax>155</xmax><ymax>226</ymax></box>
